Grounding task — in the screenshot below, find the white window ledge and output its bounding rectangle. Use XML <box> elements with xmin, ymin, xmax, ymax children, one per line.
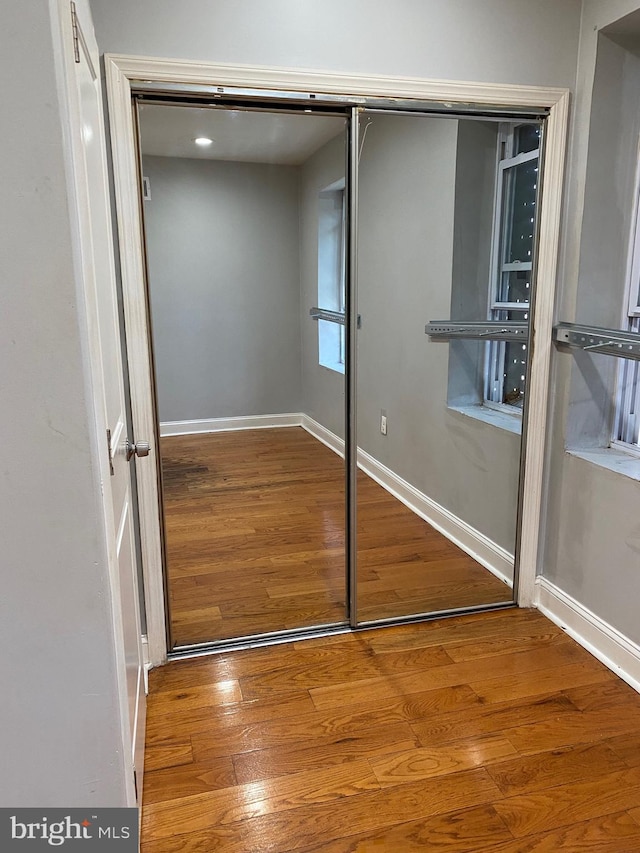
<box><xmin>450</xmin><ymin>404</ymin><xmax>522</xmax><ymax>436</ymax></box>
<box><xmin>566</xmin><ymin>446</ymin><xmax>640</xmax><ymax>482</ymax></box>
<box><xmin>319</xmin><ymin>359</ymin><xmax>345</xmax><ymax>376</ymax></box>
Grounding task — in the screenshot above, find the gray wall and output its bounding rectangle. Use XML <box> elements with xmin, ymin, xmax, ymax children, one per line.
<box><xmin>298</xmin><ymin>118</ymin><xmax>517</xmax><ymax>554</ymax></box>
<box><xmin>542</xmin><ymin>0</ymin><xmax>640</xmax><ymax>647</ymax></box>
<box><xmin>564</xmin><ymin>33</ymin><xmax>640</xmax><ymax>449</ymax></box>
<box><xmin>299</xmin><ymin>134</ymin><xmax>347</xmax><ymax>438</ymax></box>
<box><xmin>356</xmin><ymin>115</ymin><xmax>520</xmax><ymax>555</ymax></box>
<box><xmin>448</xmin><ymin>121</ymin><xmax>500</xmax><ymax>407</ymax></box>
<box><xmin>90</xmin><ymin>0</ymin><xmax>581</xmax><ymax>89</ymax></box>
<box><xmin>142</xmin><ymin>156</ymin><xmax>302</xmax><ymax>422</ymax></box>
<box><xmin>0</xmin><ymin>0</ymin><xmax>127</xmax><ymax>805</ymax></box>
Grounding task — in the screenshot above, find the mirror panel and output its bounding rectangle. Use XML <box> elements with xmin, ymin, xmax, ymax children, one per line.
<box><xmin>138</xmin><ymin>103</ymin><xmax>348</xmax><ymax>647</ymax></box>
<box><xmin>355</xmin><ymin>112</ymin><xmax>541</xmax><ymax>623</ymax></box>
<box><xmin>137</xmin><ymin>99</ymin><xmax>543</xmax><ymax>645</ymax></box>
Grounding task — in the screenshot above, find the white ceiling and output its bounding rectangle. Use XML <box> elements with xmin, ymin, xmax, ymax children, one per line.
<box><xmin>138</xmin><ymin>104</ymin><xmax>345</xmax><ymax>165</ymax></box>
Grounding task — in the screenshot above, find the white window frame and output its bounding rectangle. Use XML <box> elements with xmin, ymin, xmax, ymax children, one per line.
<box><xmin>612</xmin><ymin>144</ymin><xmax>640</xmax><ymax>452</ymax></box>
<box><xmin>485</xmin><ymin>124</ymin><xmax>539</xmax><ymax>412</ymax></box>
<box><xmin>317</xmin><ymin>180</ymin><xmax>346</xmax><ymax>374</ymax></box>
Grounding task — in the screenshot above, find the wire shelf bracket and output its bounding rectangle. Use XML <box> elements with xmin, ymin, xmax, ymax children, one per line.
<box><xmin>426</xmin><ymin>320</ymin><xmax>529</xmax><ymax>341</ymax></box>
<box><xmin>554</xmin><ymin>322</ymin><xmax>640</xmax><ymax>362</ymax></box>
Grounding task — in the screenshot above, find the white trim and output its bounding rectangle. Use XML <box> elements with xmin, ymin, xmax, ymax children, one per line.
<box><xmin>302</xmin><ymin>416</ymin><xmax>513</xmax><ymax>586</ymax></box>
<box><xmin>517</xmin><ymin>92</ymin><xmax>569</xmax><ymax>606</ymax></box>
<box><xmin>535</xmin><ymin>577</ymin><xmax>640</xmax><ymax>695</ymax></box>
<box><xmin>105</xmin><ymin>55</ymin><xmax>569</xmax><ymax>656</ymax></box>
<box><xmin>357</xmin><ymin>448</ymin><xmax>513</xmax><ymax>588</ymax></box>
<box><xmin>160</xmin><ymin>413</ymin><xmax>303</xmax><ymax>437</ymax></box>
<box><xmin>105</xmin><ymin>56</ymin><xmax>168</xmax><ymax>666</ymax></box>
<box><xmin>141</xmin><ymin>635</ymin><xmax>151</xmax><ymax>695</ymax></box>
<box><xmin>301</xmin><ymin>414</ymin><xmax>345</xmax><ymax>457</ymax></box>
<box><xmin>104</xmin><ymin>54</ymin><xmax>568</xmax><ymax>107</ymax></box>
<box><xmin>51</xmin><ymin>1</ymin><xmax>139</xmax><ymax>803</ymax></box>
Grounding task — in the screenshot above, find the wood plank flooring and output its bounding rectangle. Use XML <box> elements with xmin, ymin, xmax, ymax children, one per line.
<box><xmin>141</xmin><ymin>608</ymin><xmax>640</xmax><ymax>851</ymax></box>
<box><xmin>161</xmin><ymin>428</ymin><xmax>510</xmax><ymax>646</ymax></box>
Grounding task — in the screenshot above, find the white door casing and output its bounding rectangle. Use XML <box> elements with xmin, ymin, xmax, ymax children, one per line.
<box><xmin>52</xmin><ymin>3</ymin><xmax>146</xmax><ymax>803</ymax></box>
<box><xmin>105</xmin><ymin>55</ymin><xmax>570</xmax><ymax>663</ymax></box>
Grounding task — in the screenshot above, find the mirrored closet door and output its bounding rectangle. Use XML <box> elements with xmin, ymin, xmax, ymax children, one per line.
<box><xmin>137</xmin><ymin>102</ymin><xmax>349</xmax><ymax>648</ymax></box>
<box><xmin>134</xmin><ymin>93</ymin><xmax>544</xmax><ymax>651</ymax></box>
<box><xmin>353</xmin><ymin>110</ymin><xmax>541</xmax><ymax>624</ymax></box>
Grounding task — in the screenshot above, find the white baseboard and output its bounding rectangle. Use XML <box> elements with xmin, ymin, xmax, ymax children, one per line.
<box><xmin>535</xmin><ymin>576</ymin><xmax>640</xmax><ymax>695</ymax></box>
<box><xmin>159</xmin><ymin>413</ymin><xmax>303</xmax><ymax>437</ymax></box>
<box><xmin>301</xmin><ymin>414</ymin><xmax>345</xmax><ymax>457</ymax></box>
<box><xmin>357</xmin><ymin>448</ymin><xmax>513</xmax><ymax>586</ymax></box>
<box><xmin>141</xmin><ymin>635</ymin><xmax>151</xmax><ymax>694</ymax></box>
<box><xmin>302</xmin><ymin>415</ymin><xmax>512</xmax><ymax>587</ymax></box>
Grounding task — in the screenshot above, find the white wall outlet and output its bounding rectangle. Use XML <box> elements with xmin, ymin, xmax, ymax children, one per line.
<box><xmin>380</xmin><ymin>413</ymin><xmax>387</xmax><ymax>435</ymax></box>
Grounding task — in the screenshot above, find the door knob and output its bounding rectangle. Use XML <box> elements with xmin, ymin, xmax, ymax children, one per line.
<box><xmin>126</xmin><ymin>438</ymin><xmax>151</xmax><ymax>462</ymax></box>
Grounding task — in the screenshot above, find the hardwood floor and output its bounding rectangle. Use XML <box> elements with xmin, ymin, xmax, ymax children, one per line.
<box><xmin>161</xmin><ymin>428</ymin><xmax>510</xmax><ymax>646</ymax></box>
<box><xmin>141</xmin><ymin>608</ymin><xmax>640</xmax><ymax>851</ymax></box>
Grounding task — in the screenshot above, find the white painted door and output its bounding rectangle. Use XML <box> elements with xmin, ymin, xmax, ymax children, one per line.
<box><xmin>56</xmin><ymin>1</ymin><xmax>146</xmax><ymax>803</ymax></box>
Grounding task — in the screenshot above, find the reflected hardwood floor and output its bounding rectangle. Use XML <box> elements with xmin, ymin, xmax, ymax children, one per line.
<box><xmin>161</xmin><ymin>427</ymin><xmax>510</xmax><ymax>647</ymax></box>
<box><xmin>141</xmin><ymin>608</ymin><xmax>640</xmax><ymax>852</ymax></box>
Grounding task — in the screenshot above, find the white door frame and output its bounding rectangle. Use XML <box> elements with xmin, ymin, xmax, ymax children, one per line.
<box><xmin>104</xmin><ymin>54</ymin><xmax>569</xmax><ymax>666</ymax></box>
<box><xmin>51</xmin><ymin>7</ymin><xmax>143</xmax><ymax>804</ymax></box>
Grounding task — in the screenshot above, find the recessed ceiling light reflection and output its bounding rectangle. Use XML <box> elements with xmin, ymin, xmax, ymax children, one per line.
<box><xmin>194</xmin><ymin>137</ymin><xmax>213</xmax><ymax>146</ymax></box>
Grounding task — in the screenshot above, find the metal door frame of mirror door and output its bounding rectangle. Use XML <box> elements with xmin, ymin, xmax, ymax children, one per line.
<box><xmin>130</xmin><ymin>89</ymin><xmax>547</xmax><ymax>653</ymax></box>
<box><xmin>346</xmin><ymin>106</ymin><xmax>545</xmax><ymax>631</ymax></box>
<box><xmin>134</xmin><ymin>95</ymin><xmax>539</xmax><ymax>653</ymax></box>
<box><xmin>133</xmin><ymin>90</ymin><xmax>544</xmax><ymax>653</ymax></box>
<box><xmin>132</xmin><ymin>94</ymin><xmax>354</xmax><ymax>657</ymax></box>
<box><xmin>104</xmin><ymin>56</ymin><xmax>570</xmax><ymax>664</ymax></box>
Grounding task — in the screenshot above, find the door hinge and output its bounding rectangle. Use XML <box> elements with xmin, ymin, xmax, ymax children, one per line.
<box><xmin>70</xmin><ymin>2</ymin><xmax>80</xmax><ymax>63</ymax></box>
<box><xmin>106</xmin><ymin>428</ymin><xmax>115</xmax><ymax>476</ymax></box>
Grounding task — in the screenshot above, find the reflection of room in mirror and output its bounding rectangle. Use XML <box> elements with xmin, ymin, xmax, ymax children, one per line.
<box><xmin>355</xmin><ymin>112</ymin><xmax>535</xmax><ymax>623</ymax></box>
<box><xmin>137</xmin><ymin>103</ymin><xmax>534</xmax><ymax>648</ymax></box>
<box><xmin>138</xmin><ymin>105</ymin><xmax>350</xmax><ymax>646</ymax></box>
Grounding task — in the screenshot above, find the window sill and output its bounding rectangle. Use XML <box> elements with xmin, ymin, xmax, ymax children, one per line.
<box><xmin>566</xmin><ymin>446</ymin><xmax>640</xmax><ymax>482</ymax></box>
<box><xmin>319</xmin><ymin>359</ymin><xmax>345</xmax><ymax>376</ymax></box>
<box><xmin>450</xmin><ymin>404</ymin><xmax>522</xmax><ymax>436</ymax></box>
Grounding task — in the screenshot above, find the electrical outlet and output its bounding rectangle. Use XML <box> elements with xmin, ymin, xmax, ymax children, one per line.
<box><xmin>380</xmin><ymin>414</ymin><xmax>387</xmax><ymax>435</ymax></box>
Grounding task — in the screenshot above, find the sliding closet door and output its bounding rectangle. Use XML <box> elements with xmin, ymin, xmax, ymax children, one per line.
<box><xmin>137</xmin><ymin>102</ymin><xmax>349</xmax><ymax>647</ymax></box>
<box><xmin>354</xmin><ymin>111</ymin><xmax>541</xmax><ymax>623</ymax></box>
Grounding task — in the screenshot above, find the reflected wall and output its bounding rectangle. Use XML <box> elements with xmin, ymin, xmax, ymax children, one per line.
<box><xmin>139</xmin><ymin>104</ymin><xmax>348</xmax><ymax>646</ymax></box>
<box><xmin>355</xmin><ymin>112</ymin><xmax>538</xmax><ymax>622</ymax></box>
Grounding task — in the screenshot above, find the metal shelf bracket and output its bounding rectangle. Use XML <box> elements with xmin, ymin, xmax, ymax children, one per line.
<box><xmin>425</xmin><ymin>320</ymin><xmax>529</xmax><ymax>341</ymax></box>
<box><xmin>310</xmin><ymin>308</ymin><xmax>361</xmax><ymax>328</ymax></box>
<box><xmin>310</xmin><ymin>307</ymin><xmax>345</xmax><ymax>325</ymax></box>
<box><xmin>553</xmin><ymin>322</ymin><xmax>640</xmax><ymax>362</ymax></box>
